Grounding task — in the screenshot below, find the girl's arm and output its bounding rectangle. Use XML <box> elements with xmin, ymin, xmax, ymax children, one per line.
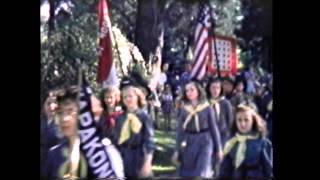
<box><xmin>140</xmin><ymin>113</ymin><xmax>155</xmax><ymax>177</ymax></box>
<box><xmin>142</xmin><ymin>113</ymin><xmax>155</xmax><ymax>157</ymax></box>
<box><xmin>261</xmin><ymin>138</ymin><xmax>273</xmax><ymax>178</ymax></box>
<box><xmin>208</xmin><ymin>107</ymin><xmax>222</xmax><ymax>155</ymax></box>
<box><xmin>175</xmin><ymin>109</ymin><xmax>186</xmax><ymax>152</ymax></box>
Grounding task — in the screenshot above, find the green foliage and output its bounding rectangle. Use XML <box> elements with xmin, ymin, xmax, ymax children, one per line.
<box><xmin>41</xmin><ymin>0</ymin><xmax>271</xmax><ymax>104</ymax></box>
<box><xmin>210</xmin><ymin>0</ymin><xmax>243</xmax><ymax>37</ymax></box>
<box><xmin>41</xmin><ymin>0</ymin><xmax>145</xmax><ymax>103</ymax></box>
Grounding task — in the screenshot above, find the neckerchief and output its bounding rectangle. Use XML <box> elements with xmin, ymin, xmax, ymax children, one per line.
<box><xmin>183</xmin><ymin>102</ymin><xmax>210</xmax><ymax>132</ymax></box>
<box><xmin>118</xmin><ymin>113</ymin><xmax>142</xmax><ymax>145</ymax></box>
<box><xmin>223</xmin><ymin>133</ymin><xmax>259</xmax><ymax>169</ymax></box>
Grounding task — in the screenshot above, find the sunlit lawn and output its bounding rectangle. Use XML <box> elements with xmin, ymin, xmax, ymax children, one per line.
<box><xmin>152</xmin><ymin>129</ymin><xmax>177</xmax><ymax>176</ymax></box>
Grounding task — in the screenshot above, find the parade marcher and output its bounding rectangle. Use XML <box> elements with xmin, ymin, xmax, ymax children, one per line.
<box><xmin>243</xmin><ymin>64</ymin><xmax>257</xmax><ymax>95</ymax></box>
<box><xmin>172</xmin><ymin>79</ymin><xmax>223</xmax><ymax>178</ymax></box>
<box><xmin>112</xmin><ymin>83</ymin><xmax>155</xmax><ymax>178</ymax></box>
<box><xmin>222</xmin><ymin>76</ymin><xmax>235</xmax><ymax>100</ymax></box>
<box><xmin>98</xmin><ymin>86</ymin><xmax>122</xmax><ymax>139</ymax></box>
<box><xmin>206</xmin><ymin>77</ymin><xmax>234</xmax><ymax>176</ymax></box>
<box><xmin>206</xmin><ymin>78</ymin><xmax>234</xmax><ymax>145</ymax></box>
<box><xmin>180</xmin><ymin>62</ymin><xmax>192</xmax><ymax>88</ymax></box>
<box><xmin>230</xmin><ymin>76</ymin><xmax>247</xmax><ymax>108</ymax></box>
<box><xmin>160</xmin><ymin>83</ymin><xmax>174</xmax><ymax>131</ymax></box>
<box><xmin>219</xmin><ymin>104</ymin><xmax>273</xmax><ymax>179</ymax></box>
<box><xmin>91</xmin><ymin>95</ymin><xmax>103</xmax><ymax>123</ymax></box>
<box><xmin>44</xmin><ymin>86</ymin><xmax>124</xmax><ymax>179</ymax></box>
<box><xmin>158</xmin><ymin>62</ymin><xmax>169</xmax><ymax>90</ymax></box>
<box><xmin>41</xmin><ymin>91</ymin><xmax>62</xmax><ymax>177</ymax></box>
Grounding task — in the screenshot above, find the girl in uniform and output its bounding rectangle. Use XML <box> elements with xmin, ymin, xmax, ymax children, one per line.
<box><xmin>219</xmin><ymin>104</ymin><xmax>273</xmax><ymax>179</ymax></box>
<box><xmin>112</xmin><ymin>85</ymin><xmax>155</xmax><ymax>178</ymax></box>
<box><xmin>172</xmin><ymin>79</ymin><xmax>223</xmax><ymax>178</ymax></box>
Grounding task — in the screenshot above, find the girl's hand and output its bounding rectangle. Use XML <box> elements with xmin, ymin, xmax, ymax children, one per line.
<box><xmin>217</xmin><ymin>150</ymin><xmax>224</xmax><ymax>161</ymax></box>
<box><xmin>139</xmin><ymin>161</ymin><xmax>152</xmax><ymax>177</ymax></box>
<box><xmin>139</xmin><ymin>153</ymin><xmax>153</xmax><ymax>177</ymax></box>
<box><xmin>171</xmin><ymin>151</ymin><xmax>179</xmax><ymax>166</ymax></box>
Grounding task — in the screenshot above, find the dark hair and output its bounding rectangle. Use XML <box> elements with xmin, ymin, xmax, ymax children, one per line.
<box><xmin>182</xmin><ymin>80</ymin><xmax>207</xmax><ymax>103</ymax></box>
<box><xmin>42</xmin><ymin>90</ymin><xmax>59</xmax><ymax>119</ymax></box>
<box><xmin>56</xmin><ymin>86</ymin><xmax>79</xmax><ymax>105</ymax></box>
<box><xmin>231</xmin><ymin>104</ymin><xmax>267</xmax><ymax>137</ymax></box>
<box><xmin>234</xmin><ymin>75</ymin><xmax>247</xmax><ymax>92</ymax></box>
<box><xmin>206</xmin><ymin>77</ymin><xmax>223</xmax><ymax>99</ymax></box>
<box><xmin>222</xmin><ymin>76</ymin><xmax>235</xmax><ymax>84</ymax></box>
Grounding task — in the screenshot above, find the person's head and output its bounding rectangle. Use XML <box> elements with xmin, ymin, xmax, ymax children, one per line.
<box><xmin>231</xmin><ymin>104</ymin><xmax>267</xmax><ymax>136</ymax></box>
<box><xmin>222</xmin><ymin>77</ymin><xmax>234</xmax><ymax>95</ymax></box>
<box><xmin>121</xmin><ymin>86</ymin><xmax>147</xmax><ymax>111</ymax></box>
<box><xmin>100</xmin><ymin>86</ymin><xmax>121</xmax><ymax>111</ymax></box>
<box><xmin>164</xmin><ymin>83</ymin><xmax>172</xmax><ymax>93</ymax></box>
<box><xmin>206</xmin><ymin>78</ymin><xmax>223</xmax><ymax>99</ymax></box>
<box><xmin>255</xmin><ymin>82</ymin><xmax>265</xmax><ymax>97</ymax></box>
<box><xmin>234</xmin><ymin>75</ymin><xmax>247</xmax><ymax>93</ymax></box>
<box><xmin>56</xmin><ymin>86</ymin><xmax>80</xmax><ymax>138</ymax></box>
<box><xmin>43</xmin><ymin>90</ymin><xmax>59</xmax><ymax>119</ymax></box>
<box><xmin>182</xmin><ymin>80</ymin><xmax>207</xmax><ymax>103</ymax></box>
<box><xmin>91</xmin><ymin>95</ymin><xmax>103</xmax><ymax>119</ymax></box>
<box><xmin>162</xmin><ymin>63</ymin><xmax>169</xmax><ymax>72</ymax></box>
<box><xmin>235</xmin><ymin>81</ymin><xmax>244</xmax><ymax>93</ymax></box>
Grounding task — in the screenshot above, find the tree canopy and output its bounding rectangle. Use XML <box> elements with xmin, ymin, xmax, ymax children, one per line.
<box><xmin>41</xmin><ymin>0</ymin><xmax>272</xmax><ymax>103</ymax></box>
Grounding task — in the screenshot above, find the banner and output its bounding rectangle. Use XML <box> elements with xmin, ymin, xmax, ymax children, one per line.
<box><xmin>78</xmin><ymin>80</ymin><xmax>116</xmax><ymax>178</ymax></box>
<box><xmin>208</xmin><ymin>35</ymin><xmax>238</xmax><ymax>76</ymax></box>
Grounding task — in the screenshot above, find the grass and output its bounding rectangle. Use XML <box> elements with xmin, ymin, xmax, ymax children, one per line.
<box><xmin>152</xmin><ymin>130</ymin><xmax>177</xmax><ymax>176</ymax></box>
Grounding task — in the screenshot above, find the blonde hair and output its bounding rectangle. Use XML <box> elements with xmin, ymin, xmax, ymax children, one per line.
<box><xmin>231</xmin><ymin>104</ymin><xmax>267</xmax><ymax>137</ymax></box>
<box><xmin>121</xmin><ymin>86</ymin><xmax>147</xmax><ymax>109</ymax></box>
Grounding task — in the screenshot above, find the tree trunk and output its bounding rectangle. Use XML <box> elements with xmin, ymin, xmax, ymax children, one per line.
<box><xmin>135</xmin><ymin>0</ymin><xmax>163</xmax><ymax>63</ymax></box>
<box><xmin>134</xmin><ymin>0</ymin><xmax>173</xmax><ymax>91</ymax></box>
<box><xmin>48</xmin><ymin>0</ymin><xmax>55</xmax><ymax>36</ymax></box>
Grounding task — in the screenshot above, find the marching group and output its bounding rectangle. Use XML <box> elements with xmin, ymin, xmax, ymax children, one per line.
<box><xmin>41</xmin><ymin>63</ymin><xmax>273</xmax><ymax>179</ymax></box>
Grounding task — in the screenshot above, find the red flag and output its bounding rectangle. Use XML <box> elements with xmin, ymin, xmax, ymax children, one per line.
<box><xmin>97</xmin><ymin>0</ymin><xmax>114</xmax><ymax>84</ymax></box>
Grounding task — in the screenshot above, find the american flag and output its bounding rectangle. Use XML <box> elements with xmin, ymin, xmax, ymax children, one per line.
<box><xmin>190</xmin><ymin>2</ymin><xmax>212</xmax><ymax>80</ymax></box>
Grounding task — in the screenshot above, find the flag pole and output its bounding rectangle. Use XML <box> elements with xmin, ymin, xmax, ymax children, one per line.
<box><xmin>208</xmin><ymin>1</ymin><xmax>221</xmax><ymax>79</ymax></box>
<box><xmin>77</xmin><ymin>59</ymin><xmax>83</xmax><ymax>96</ymax></box>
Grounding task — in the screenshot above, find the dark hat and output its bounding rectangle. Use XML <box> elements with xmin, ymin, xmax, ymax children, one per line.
<box><xmin>120</xmin><ymin>73</ymin><xmax>152</xmax><ymax>99</ymax></box>
<box><xmin>119</xmin><ymin>76</ymin><xmax>135</xmax><ymax>90</ymax></box>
